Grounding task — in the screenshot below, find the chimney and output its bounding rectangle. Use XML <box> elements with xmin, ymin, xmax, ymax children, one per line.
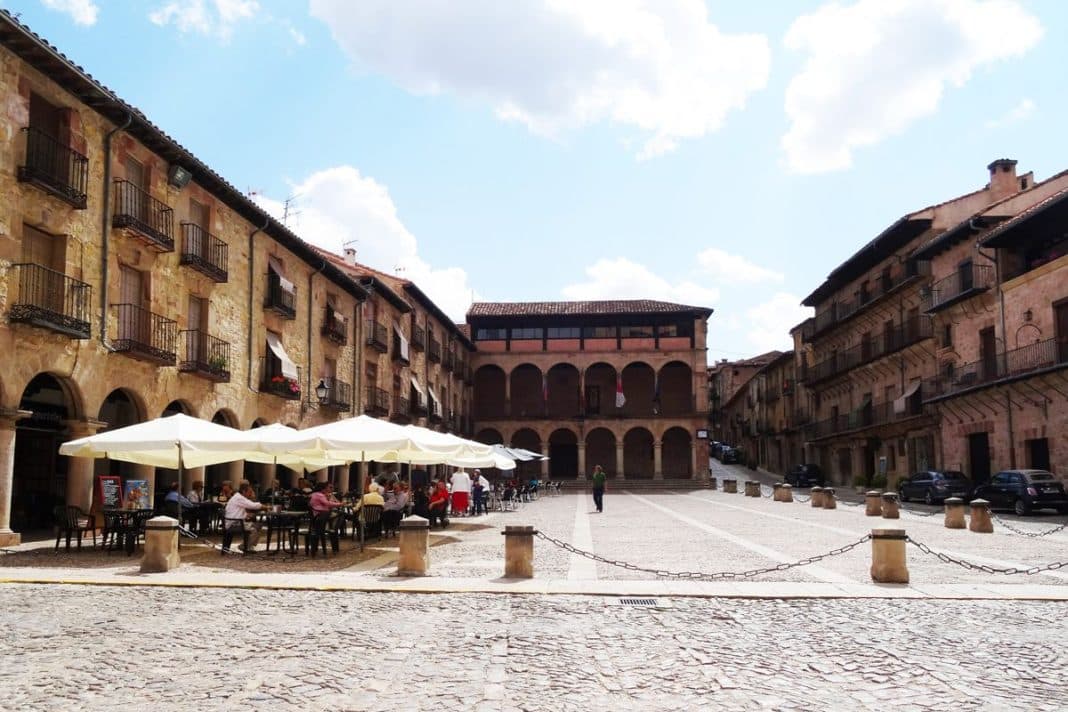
<box><xmin>987</xmin><ymin>158</ymin><xmax>1019</xmax><ymax>200</ymax></box>
<box><xmin>343</xmin><ymin>247</ymin><xmax>357</xmax><ymax>266</ymax></box>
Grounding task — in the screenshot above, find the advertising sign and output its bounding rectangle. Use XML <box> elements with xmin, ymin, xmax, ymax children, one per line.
<box><xmin>123</xmin><ymin>480</ymin><xmax>150</xmax><ymax>510</ymax></box>
<box><xmin>97</xmin><ymin>475</ymin><xmax>123</xmax><ymax>509</ymax></box>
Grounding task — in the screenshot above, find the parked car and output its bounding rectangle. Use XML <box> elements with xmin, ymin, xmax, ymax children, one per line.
<box><xmin>785</xmin><ymin>464</ymin><xmax>824</xmax><ymax>488</ymax></box>
<box><xmin>972</xmin><ymin>470</ymin><xmax>1068</xmax><ymax>516</ymax></box>
<box><xmin>897</xmin><ymin>470</ymin><xmax>972</xmax><ymax>504</ymax></box>
<box><xmin>710</xmin><ymin>442</ymin><xmax>723</xmax><ymax>460</ymax></box>
<box><xmin>720</xmin><ymin>447</ymin><xmax>740</xmax><ymax>464</ymax></box>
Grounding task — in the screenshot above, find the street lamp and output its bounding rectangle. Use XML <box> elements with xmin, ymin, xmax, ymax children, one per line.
<box><xmin>315</xmin><ymin>379</ymin><xmax>329</xmax><ymax>404</ymax></box>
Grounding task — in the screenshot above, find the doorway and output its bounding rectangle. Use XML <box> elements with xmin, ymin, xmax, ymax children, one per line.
<box><xmin>968</xmin><ymin>432</ymin><xmax>991</xmax><ymax>483</ymax></box>
<box><xmin>12</xmin><ymin>374</ymin><xmax>72</xmax><ymax>532</ymax></box>
<box><xmin>1027</xmin><ymin>438</ymin><xmax>1050</xmax><ymax>471</ymax></box>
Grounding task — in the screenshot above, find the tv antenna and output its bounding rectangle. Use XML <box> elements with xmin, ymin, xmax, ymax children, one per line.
<box><xmin>281</xmin><ymin>194</ymin><xmax>302</xmax><ymax>227</ymax></box>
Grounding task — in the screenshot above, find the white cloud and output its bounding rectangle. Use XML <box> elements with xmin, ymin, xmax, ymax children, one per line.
<box><xmin>696</xmin><ymin>247</ymin><xmax>784</xmax><ymax>285</ymax></box>
<box><xmin>149</xmin><ymin>0</ymin><xmax>259</xmax><ymax>39</ymax></box>
<box><xmin>308</xmin><ymin>0</ymin><xmax>770</xmax><ymax>159</ymax></box>
<box><xmin>252</xmin><ymin>166</ymin><xmax>477</xmax><ymax>321</ymax></box>
<box><xmin>561</xmin><ymin>257</ymin><xmax>720</xmax><ymax>307</ymax></box>
<box><xmin>40</xmin><ymin>0</ymin><xmax>98</xmax><ymax>26</ymax></box>
<box><xmin>985</xmin><ymin>97</ymin><xmax>1035</xmax><ymax>129</ymax></box>
<box><xmin>742</xmin><ymin>293</ymin><xmax>812</xmax><ymax>353</ymax></box>
<box><xmin>782</xmin><ymin>0</ymin><xmax>1043</xmax><ymax>173</ymax></box>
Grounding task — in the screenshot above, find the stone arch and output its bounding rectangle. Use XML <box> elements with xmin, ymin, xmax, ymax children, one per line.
<box><xmin>250</xmin><ymin>417</ymin><xmax>269</xmax><ymax>429</ymax></box>
<box><xmin>473</xmin><ymin>365</ymin><xmax>506</xmax><ymax>418</ymax></box>
<box><xmin>548</xmin><ymin>428</ymin><xmax>578</xmax><ymax>479</ymax></box>
<box><xmin>509</xmin><ymin>363</ymin><xmax>543</xmax><ymax>418</ymax></box>
<box><xmin>585</xmin><ymin>427</ymin><xmax>616</xmax><ymax>477</ymax></box>
<box><xmin>161</xmin><ymin>399</ymin><xmax>196</xmax><ymax>417</ymax></box>
<box><xmin>546</xmin><ymin>363</ymin><xmax>581</xmax><ymax>418</ymax></box>
<box><xmin>475</xmin><ymin>428</ymin><xmax>504</xmax><ymax>445</ymax></box>
<box><xmin>582</xmin><ymin>361</ymin><xmax>617</xmax><ymax>417</ymax></box>
<box><xmin>510</xmin><ymin>427</ymin><xmax>542</xmax><ymax>479</ymax></box>
<box><xmin>623</xmin><ymin>427</ymin><xmax>655</xmax><ymax>479</ymax></box>
<box><xmin>662</xmin><ymin>426</ymin><xmax>692</xmax><ymax>477</ymax></box>
<box><xmin>621</xmin><ymin>361</ymin><xmax>655</xmax><ymax>417</ymax></box>
<box><xmin>93</xmin><ymin>388</ymin><xmax>147</xmax><ymax>489</ymax></box>
<box><xmin>16</xmin><ymin>370</ymin><xmax>85</xmax><ymax>421</ymax></box>
<box><xmin>211</xmin><ymin>409</ymin><xmax>239</xmax><ymax>427</ymax></box>
<box><xmin>658</xmin><ymin>361</ymin><xmax>693</xmax><ymax>416</ymax></box>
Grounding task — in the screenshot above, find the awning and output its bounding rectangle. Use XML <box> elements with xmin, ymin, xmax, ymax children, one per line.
<box><xmin>266</xmin><ymin>332</ymin><xmax>299</xmax><ymax>380</ymax></box>
<box><xmin>267</xmin><ymin>255</ymin><xmax>295</xmax><ymax>295</ymax></box>
<box><xmin>893</xmin><ymin>380</ymin><xmax>922</xmax><ymax>414</ymax></box>
<box><xmin>394</xmin><ymin>323</ymin><xmax>410</xmax><ymax>361</ymax></box>
<box><xmin>428</xmin><ymin>387</ymin><xmax>442</xmax><ymax>416</ymax></box>
<box><xmin>409</xmin><ymin>376</ymin><xmax>425</xmax><ymax>406</ymax></box>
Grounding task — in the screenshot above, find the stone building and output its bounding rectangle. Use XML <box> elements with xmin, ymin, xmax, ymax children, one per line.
<box><xmin>467</xmin><ymin>300</ymin><xmax>713</xmax><ymax>480</ymax></box>
<box><xmin>708</xmin><ymin>351</ymin><xmax>782</xmax><ymax>446</ymax></box>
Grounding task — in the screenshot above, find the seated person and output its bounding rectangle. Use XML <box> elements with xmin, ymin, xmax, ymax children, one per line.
<box><xmin>427</xmin><ymin>480</ymin><xmax>449</xmax><ymax>527</ymax></box>
<box><xmin>223</xmin><ymin>483</ymin><xmax>263</xmax><ymax>550</ymax></box>
<box><xmin>382</xmin><ymin>482</ymin><xmax>409</xmax><ymax>536</ymax></box>
<box><xmin>163</xmin><ymin>482</ymin><xmax>197</xmax><ymax>528</ymax></box>
<box><xmin>261</xmin><ymin>479</ymin><xmax>284</xmax><ymax>503</ymax></box>
<box><xmin>309</xmin><ymin>482</ymin><xmax>344</xmax><ymax>515</ymax></box>
<box><xmin>361</xmin><ymin>480</ymin><xmax>385</xmax><ymax>507</ymax></box>
<box><xmin>217</xmin><ymin>481</ymin><xmax>234</xmax><ymax>502</ymax></box>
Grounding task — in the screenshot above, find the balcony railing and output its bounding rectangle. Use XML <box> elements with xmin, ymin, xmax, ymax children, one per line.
<box><xmin>8</xmin><ymin>263</ymin><xmax>91</xmax><ymax>338</ymax></box>
<box><xmin>366</xmin><ymin>321</ymin><xmax>389</xmax><ymax>352</ymax></box>
<box><xmin>264</xmin><ymin>272</ymin><xmax>296</xmax><ymax>318</ymax></box>
<box><xmin>411</xmin><ymin>325</ymin><xmax>425</xmax><ymax>351</ymax></box>
<box><xmin>801</xmin><ymin>317</ymin><xmax>932</xmax><ymax>385</ymax></box>
<box><xmin>178</xmin><ymin>330</ymin><xmax>230</xmax><ymax>382</ymax></box>
<box><xmin>805</xmin><ymin>399</ymin><xmax>924</xmax><ymax>441</ymax></box>
<box><xmin>428</xmin><ymin>337</ymin><xmax>441</xmax><ymax>363</ymax></box>
<box><xmin>411</xmin><ymin>396</ymin><xmax>428</xmax><ymax>416</ymax></box>
<box><xmin>364</xmin><ymin>386</ymin><xmax>390</xmax><ymax>416</ymax></box>
<box><xmin>112</xmin><ymin>180</ymin><xmax>174</xmax><ymax>251</ymax></box>
<box><xmin>321</xmin><ymin>306</ymin><xmax>348</xmax><ymax>345</ymax></box>
<box><xmin>18</xmin><ymin>126</ymin><xmax>88</xmax><ymax>208</ymax></box>
<box><xmin>922</xmin><ymin>338</ymin><xmax>1068</xmax><ymax>402</ymax></box>
<box><xmin>112</xmin><ymin>303</ymin><xmax>177</xmax><ymax>365</ymax></box>
<box><xmin>391</xmin><ymin>396</ymin><xmax>411</xmax><ymax>422</ymax></box>
<box><xmin>179</xmin><ymin>223</ymin><xmax>228</xmax><ymax>282</ymax></box>
<box><xmin>319</xmin><ymin>378</ymin><xmax>352</xmax><ymax>411</ymax></box>
<box><xmin>801</xmin><ymin>260</ymin><xmax>930</xmax><ymax>342</ymax></box>
<box><xmin>443</xmin><ymin>350</ymin><xmax>455</xmax><ymax>372</ymax></box>
<box><xmin>923</xmin><ymin>264</ymin><xmax>994</xmax><ymax>313</ymax></box>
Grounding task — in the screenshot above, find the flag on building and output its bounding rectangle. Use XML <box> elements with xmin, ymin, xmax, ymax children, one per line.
<box><xmin>615</xmin><ymin>373</ymin><xmax>626</xmax><ymax>408</ymax></box>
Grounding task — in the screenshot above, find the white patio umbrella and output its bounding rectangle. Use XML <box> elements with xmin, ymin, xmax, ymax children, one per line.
<box><xmin>259</xmin><ymin>414</ymin><xmax>422</xmax><ymax>463</ymax></box>
<box><xmin>382</xmin><ymin>426</ymin><xmax>512</xmax><ymax>469</ymax></box>
<box><xmin>217</xmin><ymin>423</ymin><xmax>344</xmax><ymax>472</ymax></box>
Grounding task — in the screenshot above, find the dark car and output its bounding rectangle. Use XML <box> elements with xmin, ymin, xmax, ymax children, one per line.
<box><xmin>897</xmin><ymin>470</ymin><xmax>972</xmax><ymax>505</ymax></box>
<box><xmin>972</xmin><ymin>470</ymin><xmax>1068</xmax><ymax>516</ymax></box>
<box><xmin>720</xmin><ymin>447</ymin><xmax>740</xmax><ymax>464</ymax></box>
<box><xmin>785</xmin><ymin>464</ymin><xmax>824</xmax><ymax>487</ymax></box>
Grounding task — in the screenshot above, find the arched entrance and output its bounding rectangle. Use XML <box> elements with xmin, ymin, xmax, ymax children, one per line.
<box><xmin>510</xmin><ymin>428</ymin><xmax>542</xmax><ymax>479</ymax></box>
<box><xmin>473</xmin><ymin>366</ymin><xmax>506</xmax><ymax>418</ymax></box>
<box><xmin>155</xmin><ymin>400</ymin><xmax>198</xmax><ymax>498</ymax></box>
<box><xmin>546</xmin><ymin>363</ymin><xmax>581</xmax><ymax>418</ymax></box>
<box><xmin>585</xmin><ymin>427</ymin><xmax>616</xmax><ymax>477</ymax></box>
<box><xmin>475</xmin><ymin>428</ymin><xmax>503</xmax><ymax>445</ymax></box>
<box><xmin>95</xmin><ymin>388</ymin><xmax>145</xmax><ymax>495</ymax></box>
<box><xmin>623</xmin><ymin>427</ymin><xmax>654</xmax><ymax>478</ymax></box>
<box><xmin>621</xmin><ymin>362</ymin><xmax>655</xmax><ymax>417</ymax></box>
<box><xmin>509</xmin><ymin>364</ymin><xmax>543</xmax><ymax>418</ymax></box>
<box><xmin>662</xmin><ymin>427</ymin><xmax>693</xmax><ymax>477</ymax></box>
<box><xmin>548</xmin><ymin>428</ymin><xmax>578</xmax><ymax>478</ymax></box>
<box><xmin>205</xmin><ymin>409</ymin><xmax>240</xmax><ymax>492</ymax></box>
<box><xmin>658</xmin><ymin>362</ymin><xmax>693</xmax><ymax>416</ymax></box>
<box><xmin>12</xmin><ymin>374</ymin><xmax>75</xmax><ymax>531</ymax></box>
<box><xmin>583</xmin><ymin>362</ymin><xmax>616</xmax><ymax>417</ymax></box>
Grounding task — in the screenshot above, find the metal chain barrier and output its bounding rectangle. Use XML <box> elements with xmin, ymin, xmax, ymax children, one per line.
<box><xmin>898</xmin><ymin>506</ymin><xmax>940</xmax><ymax>518</ymax></box>
<box><xmin>793</xmin><ymin>494</ymin><xmax>811</xmax><ymax>503</ymax></box>
<box><xmin>906</xmin><ymin>536</ymin><xmax>1068</xmax><ymax>575</ymax></box>
<box><xmin>836</xmin><ymin>498</ymin><xmax>863</xmax><ymax>508</ymax></box>
<box><xmin>178</xmin><ymin>525</ymin><xmax>247</xmax><ymax>556</ymax></box>
<box><xmin>533</xmin><ymin>530</ymin><xmax>871</xmax><ymax>581</ymax></box>
<box><xmin>990</xmin><ymin>514</ymin><xmax>1068</xmax><ymax>538</ymax></box>
<box><xmin>760</xmin><ymin>486</ymin><xmax>775</xmax><ymax>498</ymax></box>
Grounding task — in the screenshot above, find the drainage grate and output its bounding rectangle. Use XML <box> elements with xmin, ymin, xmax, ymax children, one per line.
<box><xmin>616</xmin><ymin>597</ymin><xmax>667</xmax><ymax>608</ymax></box>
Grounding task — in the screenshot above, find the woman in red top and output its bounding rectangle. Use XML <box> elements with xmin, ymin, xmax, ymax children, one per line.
<box><xmin>427</xmin><ymin>480</ymin><xmax>449</xmax><ymax>526</ymax></box>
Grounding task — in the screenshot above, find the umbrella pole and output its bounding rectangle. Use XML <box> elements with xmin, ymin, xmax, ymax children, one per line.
<box><xmin>177</xmin><ymin>442</ymin><xmax>184</xmax><ymax>512</ymax></box>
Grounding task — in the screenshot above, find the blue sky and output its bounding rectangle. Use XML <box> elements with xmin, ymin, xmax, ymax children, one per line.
<box><xmin>7</xmin><ymin>0</ymin><xmax>1067</xmax><ymax>361</ymax></box>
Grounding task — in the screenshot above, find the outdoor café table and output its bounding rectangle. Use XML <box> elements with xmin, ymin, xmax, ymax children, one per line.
<box><xmin>198</xmin><ymin>501</ymin><xmax>224</xmax><ymax>533</ymax></box>
<box><xmin>258</xmin><ymin>510</ymin><xmax>306</xmax><ymax>554</ymax></box>
<box><xmin>102</xmin><ymin>508</ymin><xmax>154</xmax><ymax>555</ymax></box>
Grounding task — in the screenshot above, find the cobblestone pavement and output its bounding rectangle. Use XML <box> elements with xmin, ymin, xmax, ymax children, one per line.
<box><xmin>1</xmin><ymin>584</ymin><xmax>1066</xmax><ymax>711</ymax></box>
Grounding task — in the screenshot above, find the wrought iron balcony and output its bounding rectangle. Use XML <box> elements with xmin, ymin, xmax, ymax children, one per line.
<box><xmin>264</xmin><ymin>272</ymin><xmax>296</xmax><ymax>318</ymax></box>
<box><xmin>429</xmin><ymin>405</ymin><xmax>443</xmax><ymax>423</ymax></box>
<box><xmin>18</xmin><ymin>126</ymin><xmax>88</xmax><ymax>208</ymax></box>
<box><xmin>443</xmin><ymin>350</ymin><xmax>455</xmax><ymax>372</ymax></box>
<box><xmin>319</xmin><ymin>378</ymin><xmax>352</xmax><ymax>411</ymax></box>
<box><xmin>923</xmin><ymin>264</ymin><xmax>994</xmax><ymax>313</ymax></box>
<box><xmin>112</xmin><ymin>303</ymin><xmax>177</xmax><ymax>365</ymax></box>
<box><xmin>803</xmin><ymin>317</ymin><xmax>932</xmax><ymax>385</ymax></box>
<box><xmin>364</xmin><ymin>385</ymin><xmax>390</xmax><ymax>416</ymax></box>
<box><xmin>804</xmin><ymin>399</ymin><xmax>923</xmax><ymax>441</ymax></box>
<box><xmin>260</xmin><ymin>363</ymin><xmax>301</xmax><ymax>400</ymax></box>
<box><xmin>390</xmin><ymin>396</ymin><xmax>411</xmax><ymax>422</ymax></box>
<box><xmin>178</xmin><ymin>330</ymin><xmax>230</xmax><ymax>382</ymax></box>
<box><xmin>112</xmin><ymin>180</ymin><xmax>174</xmax><ymax>251</ymax></box>
<box><xmin>922</xmin><ymin>338</ymin><xmax>1068</xmax><ymax>402</ymax></box>
<box><xmin>411</xmin><ymin>395</ymin><xmax>428</xmax><ymax>417</ymax></box>
<box><xmin>366</xmin><ymin>321</ymin><xmax>389</xmax><ymax>352</ymax></box>
<box><xmin>410</xmin><ymin>325</ymin><xmax>425</xmax><ymax>350</ymax></box>
<box><xmin>8</xmin><ymin>263</ymin><xmax>91</xmax><ymax>338</ymax></box>
<box><xmin>179</xmin><ymin>223</ymin><xmax>228</xmax><ymax>282</ymax></box>
<box><xmin>428</xmin><ymin>337</ymin><xmax>441</xmax><ymax>363</ymax></box>
<box><xmin>321</xmin><ymin>306</ymin><xmax>348</xmax><ymax>345</ymax></box>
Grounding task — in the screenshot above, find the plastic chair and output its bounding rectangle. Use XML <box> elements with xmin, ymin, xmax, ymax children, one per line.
<box><xmin>53</xmin><ymin>505</ymin><xmax>97</xmax><ymax>551</ymax></box>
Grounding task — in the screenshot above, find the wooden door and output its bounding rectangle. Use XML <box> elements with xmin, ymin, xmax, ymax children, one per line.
<box><xmin>187</xmin><ymin>296</ymin><xmax>207</xmax><ymax>361</ymax></box>
<box><xmin>22</xmin><ymin>224</ymin><xmax>64</xmax><ymax>313</ymax></box>
<box><xmin>979</xmin><ymin>327</ymin><xmax>997</xmax><ymax>380</ymax></box>
<box><xmin>119</xmin><ymin>266</ymin><xmax>146</xmax><ymax>343</ymax></box>
<box><xmin>190</xmin><ymin>199</ymin><xmax>209</xmax><ymax>257</ymax></box>
<box><xmin>125</xmin><ymin>157</ymin><xmax>148</xmax><ymax>221</ymax></box>
<box><xmin>1055</xmin><ymin>301</ymin><xmax>1068</xmax><ymax>363</ymax></box>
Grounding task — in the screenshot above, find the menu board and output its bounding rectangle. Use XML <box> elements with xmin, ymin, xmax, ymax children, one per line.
<box><xmin>123</xmin><ymin>480</ymin><xmax>150</xmax><ymax>510</ymax></box>
<box><xmin>97</xmin><ymin>475</ymin><xmax>123</xmax><ymax>509</ymax></box>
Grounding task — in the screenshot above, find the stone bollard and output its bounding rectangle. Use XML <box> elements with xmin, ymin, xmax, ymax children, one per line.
<box><xmin>723</xmin><ymin>479</ymin><xmax>737</xmax><ymax>494</ymax></box>
<box><xmin>822</xmin><ymin>487</ymin><xmax>837</xmax><ymax>509</ymax></box>
<box><xmin>969</xmin><ymin>499</ymin><xmax>994</xmax><ymax>533</ymax></box>
<box><xmin>943</xmin><ymin>497</ymin><xmax>966</xmax><ymax>529</ymax></box>
<box><xmin>881</xmin><ymin>492</ymin><xmax>900</xmax><ymax>519</ymax></box>
<box><xmin>503</xmin><ymin>525</ymin><xmax>537</xmax><ymax>578</ymax></box>
<box><xmin>810</xmin><ymin>486</ymin><xmax>824</xmax><ymax>508</ymax></box>
<box><xmin>772</xmin><ymin>483</ymin><xmax>783</xmax><ymax>501</ymax></box>
<box><xmin>865</xmin><ymin>491</ymin><xmax>883</xmax><ymax>517</ymax></box>
<box><xmin>781</xmin><ymin>483</ymin><xmax>794</xmax><ymax>503</ymax></box>
<box><xmin>744</xmin><ymin>481</ymin><xmax>759</xmax><ymax>497</ymax></box>
<box><xmin>397</xmin><ymin>515</ymin><xmax>430</xmax><ymax>576</ymax></box>
<box><xmin>870</xmin><ymin>529</ymin><xmax>909</xmax><ymax>584</ymax></box>
<box><xmin>709</xmin><ymin>477</ymin><xmax>718</xmax><ymax>490</ymax></box>
<box><xmin>140</xmin><ymin>516</ymin><xmax>180</xmax><ymax>573</ymax></box>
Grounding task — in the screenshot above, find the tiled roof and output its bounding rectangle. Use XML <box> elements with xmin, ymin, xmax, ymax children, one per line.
<box><xmin>316</xmin><ymin>249</ymin><xmax>411</xmax><ymax>312</ymax></box>
<box><xmin>733</xmin><ymin>350</ymin><xmax>783</xmax><ymax>367</ymax></box>
<box><xmin>468</xmin><ymin>300</ymin><xmax>713</xmax><ymax>318</ymax></box>
<box><xmin>981</xmin><ymin>186</ymin><xmax>1068</xmax><ymax>247</ymax></box>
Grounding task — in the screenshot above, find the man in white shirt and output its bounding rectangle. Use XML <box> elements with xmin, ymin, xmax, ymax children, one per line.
<box><xmin>224</xmin><ymin>484</ymin><xmax>263</xmax><ymax>550</ymax></box>
<box><xmin>450</xmin><ymin>469</ymin><xmax>471</xmax><ymax>517</ymax></box>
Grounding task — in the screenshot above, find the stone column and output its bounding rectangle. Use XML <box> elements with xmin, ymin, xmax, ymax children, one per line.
<box><xmin>880</xmin><ymin>492</ymin><xmax>900</xmax><ymax>519</ymax></box>
<box><xmin>228</xmin><ymin>460</ymin><xmax>246</xmax><ymax>489</ymax></box>
<box><xmin>336</xmin><ymin>464</ymin><xmax>351</xmax><ymax>495</ymax></box>
<box><xmin>504</xmin><ymin>377</ymin><xmax>511</xmax><ymax>417</ymax></box>
<box><xmin>870</xmin><ymin>528</ymin><xmax>909</xmax><ymax>583</ymax></box>
<box><xmin>141</xmin><ymin>516</ymin><xmax>180</xmax><ymax>573</ymax></box>
<box><xmin>314</xmin><ymin>468</ymin><xmax>329</xmax><ymax>484</ymax></box>
<box><xmin>969</xmin><ymin>499</ymin><xmax>994</xmax><ymax>533</ymax></box>
<box><xmin>653</xmin><ymin>441</ymin><xmax>663</xmax><ymax>480</ymax></box>
<box><xmin>577</xmin><ymin>443</ymin><xmax>586</xmax><ymax>480</ymax></box>
<box><xmin>541</xmin><ymin>457</ymin><xmax>549</xmax><ymax>478</ymax></box>
<box><xmin>0</xmin><ymin>410</ymin><xmax>30</xmax><ymax>547</ymax></box>
<box><xmin>943</xmin><ymin>497</ymin><xmax>966</xmax><ymax>529</ymax></box>
<box><xmin>63</xmin><ymin>419</ymin><xmax>106</xmax><ymax>513</ymax></box>
<box><xmin>503</xmin><ymin>525</ymin><xmax>536</xmax><ymax>578</ymax></box>
<box><xmin>185</xmin><ymin>466</ymin><xmax>205</xmax><ymax>493</ymax></box>
<box><xmin>615</xmin><ymin>442</ymin><xmax>625</xmax><ymax>480</ymax></box>
<box><xmin>397</xmin><ymin>515</ymin><xmax>430</xmax><ymax>576</ymax></box>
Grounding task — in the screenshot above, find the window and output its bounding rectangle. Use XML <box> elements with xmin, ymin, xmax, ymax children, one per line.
<box><xmin>510</xmin><ymin>327</ymin><xmax>543</xmax><ymax>340</ymax></box>
<box><xmin>475</xmin><ymin>327</ymin><xmax>507</xmax><ymax>340</ymax></box>
<box><xmin>22</xmin><ymin>223</ymin><xmax>64</xmax><ymax>271</ymax></box>
<box><xmin>658</xmin><ymin>324</ymin><xmax>679</xmax><ymax>337</ymax></box>
<box><xmin>620</xmin><ymin>325</ymin><xmax>654</xmax><ymax>338</ymax></box>
<box><xmin>547</xmin><ymin>326</ymin><xmax>580</xmax><ymax>338</ymax></box>
<box><xmin>582</xmin><ymin>326</ymin><xmax>616</xmax><ymax>339</ymax></box>
<box><xmin>365</xmin><ymin>361</ymin><xmax>378</xmax><ymax>385</ymax></box>
<box><xmin>942</xmin><ymin>324</ymin><xmax>953</xmax><ymax>348</ymax></box>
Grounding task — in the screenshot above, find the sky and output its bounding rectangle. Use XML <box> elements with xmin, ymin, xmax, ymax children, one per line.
<box><xmin>6</xmin><ymin>0</ymin><xmax>1068</xmax><ymax>362</ymax></box>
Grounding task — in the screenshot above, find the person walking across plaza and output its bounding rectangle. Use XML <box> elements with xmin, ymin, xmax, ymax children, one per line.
<box><xmin>591</xmin><ymin>465</ymin><xmax>606</xmax><ymax>513</ymax></box>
